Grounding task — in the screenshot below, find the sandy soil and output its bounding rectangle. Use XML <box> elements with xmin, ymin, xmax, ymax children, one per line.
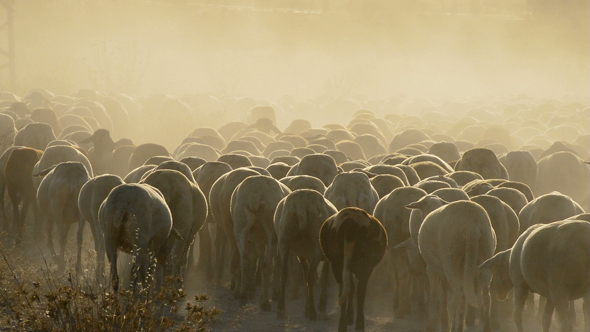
<box><xmin>184</xmin><ymin>271</ymin><xmax>586</xmax><ymax>332</ymax></box>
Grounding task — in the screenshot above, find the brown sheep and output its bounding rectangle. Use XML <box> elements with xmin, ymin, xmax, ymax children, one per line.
<box><xmin>320</xmin><ymin>207</ymin><xmax>387</xmax><ymax>332</ymax></box>
<box><xmin>4</xmin><ymin>147</ymin><xmax>43</xmax><ymax>244</ymax></box>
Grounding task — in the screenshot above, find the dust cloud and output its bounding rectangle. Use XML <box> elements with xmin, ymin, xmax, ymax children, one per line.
<box><xmin>4</xmin><ymin>0</ymin><xmax>590</xmax><ymax>122</ymax></box>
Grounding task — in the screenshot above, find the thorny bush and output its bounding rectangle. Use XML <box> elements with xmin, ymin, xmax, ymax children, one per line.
<box><xmin>0</xmin><ymin>246</ymin><xmax>220</xmax><ymax>332</ymax></box>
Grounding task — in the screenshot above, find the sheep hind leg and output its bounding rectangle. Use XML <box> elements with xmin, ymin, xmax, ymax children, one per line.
<box><xmin>513</xmin><ymin>285</ymin><xmax>529</xmax><ymax>332</ymax></box>
<box><xmin>541</xmin><ymin>297</ymin><xmax>555</xmax><ymax>332</ymax></box>
<box><xmin>260</xmin><ymin>246</ymin><xmax>272</xmax><ymax>311</ymax></box>
<box><xmin>276</xmin><ymin>246</ymin><xmax>289</xmax><ymax>319</ymax></box>
<box><xmin>17</xmin><ymin>198</ymin><xmax>32</xmax><ymax>246</ymax></box>
<box><xmin>196</xmin><ymin>225</ymin><xmax>213</xmax><ymax>280</ymax></box>
<box><xmin>582</xmin><ymin>292</ymin><xmax>590</xmax><ymax>332</ymax></box>
<box><xmin>46</xmin><ymin>218</ymin><xmax>58</xmax><ymax>263</ymax></box>
<box><xmin>355</xmin><ymin>275</ymin><xmax>369</xmax><ymax>331</ymax></box>
<box><xmin>7</xmin><ymin>188</ymin><xmax>20</xmax><ymax>244</ymax></box>
<box><xmin>76</xmin><ymin>218</ymin><xmax>85</xmax><ymax>274</ymax></box>
<box><xmin>318</xmin><ymin>260</ymin><xmax>331</xmax><ymax>313</ymax></box>
<box><xmin>346</xmin><ymin>277</ymin><xmax>355</xmax><ymax>326</ymax></box>
<box><xmin>57</xmin><ymin>223</ymin><xmax>71</xmax><ymax>272</ymax></box>
<box><xmin>304</xmin><ymin>256</ymin><xmax>320</xmax><ymax>321</ymax></box>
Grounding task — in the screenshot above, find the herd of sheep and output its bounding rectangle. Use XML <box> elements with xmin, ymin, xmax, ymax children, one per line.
<box><xmin>0</xmin><ymin>88</ymin><xmax>588</xmax><ymax>332</ymax></box>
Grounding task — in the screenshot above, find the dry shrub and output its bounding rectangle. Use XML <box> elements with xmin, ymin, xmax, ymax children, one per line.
<box><xmin>0</xmin><ymin>246</ymin><xmax>220</xmax><ymax>332</ymax></box>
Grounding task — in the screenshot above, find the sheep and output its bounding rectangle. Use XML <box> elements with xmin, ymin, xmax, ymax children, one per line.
<box><xmin>486</xmin><ymin>187</ymin><xmax>528</xmax><ymax>214</ymax></box>
<box><xmin>263</xmin><ymin>141</ymin><xmax>294</xmax><ymax>158</ymax></box>
<box><xmin>536</xmin><ymin>151</ymin><xmax>590</xmax><ymax>210</ymax></box>
<box><xmin>222</xmin><ymin>140</ymin><xmax>261</xmax><ymax>156</ymax></box>
<box><xmin>454</xmin><ymin>148</ymin><xmax>509</xmax><ymax>180</ymax></box>
<box><xmin>395</xmin><ymin>164</ymin><xmax>421</xmax><ymax>185</ymax></box>
<box><xmin>36</xmin><ymin>162</ymin><xmax>90</xmax><ymax>272</ymax></box>
<box><xmin>370</xmin><ymin>174</ymin><xmax>405</xmax><ymax>198</ymax></box>
<box><xmin>231</xmin><ymin>175</ymin><xmax>290</xmax><ymax>309</ymax></box>
<box><xmin>325</xmin><ymin>172</ymin><xmax>379</xmax><ymax>212</ymax></box>
<box><xmin>248</xmin><ymin>155</ymin><xmax>270</xmax><ymax>168</ymax></box>
<box><xmin>0</xmin><ymin>113</ymin><xmax>16</xmax><ymax>155</ymax></box>
<box><xmin>30</xmin><ymin>108</ymin><xmax>61</xmax><ymax>136</ymax></box>
<box><xmin>78</xmin><ymin>174</ymin><xmax>125</xmax><ymax>280</ymax></box>
<box><xmin>409</xmin><ymin>197</ymin><xmax>496</xmax><ymax>332</ymax></box>
<box><xmin>279</xmin><ymin>175</ymin><xmax>326</xmax><ymax>194</ymax></box>
<box><xmin>471</xmin><ymin>194</ymin><xmax>520</xmax><ymax>329</ymax></box>
<box><xmin>274</xmin><ymin>189</ymin><xmax>337</xmax><ymax>320</ymax></box>
<box><xmin>141</xmin><ymin>160</ymin><xmax>196</xmax><ymax>183</ymax></box>
<box><xmin>480</xmin><ymin>220</ymin><xmax>590</xmax><ymax>332</ymax></box>
<box><xmin>286</xmin><ymin>154</ymin><xmax>339</xmax><ymax>187</ymax></box>
<box><xmin>320</xmin><ymin>207</ymin><xmax>387</xmax><ymax>332</ymax></box>
<box><xmin>0</xmin><ymin>146</ymin><xmax>23</xmax><ymax>227</ymax></box>
<box><xmin>14</xmin><ymin>122</ymin><xmax>56</xmax><ymax>151</ymax></box>
<box><xmin>179</xmin><ymin>156</ymin><xmax>206</xmax><ymax>171</ymax></box>
<box><xmin>176</xmin><ymin>143</ymin><xmax>219</xmax><ymax>161</ymax></box>
<box><xmin>415</xmin><ymin>180</ymin><xmax>452</xmax><ymax>193</ymax></box>
<box><xmin>373</xmin><ymin>186</ymin><xmax>427</xmax><ymax>318</ymax></box>
<box><xmin>402</xmin><ymin>154</ymin><xmax>454</xmax><ymax>172</ymax></box>
<box><xmin>518</xmin><ymin>191</ymin><xmax>585</xmax><ymax>232</ymax></box>
<box><xmin>127</xmin><ymin>143</ymin><xmax>170</xmax><ymax>172</ymax></box>
<box><xmin>209</xmin><ymin>167</ymin><xmax>268</xmax><ymax>288</ymax></box>
<box><xmin>389</xmin><ymin>128</ymin><xmax>430</xmax><ymax>152</ymax></box>
<box><xmin>217</xmin><ymin>153</ymin><xmax>253</xmax><ymax>169</ymax></box>
<box><xmin>353</xmin><ymin>134</ymin><xmax>387</xmax><ymax>159</ymax></box>
<box><xmin>144</xmin><ymin>155</ymin><xmax>173</xmax><ymax>166</ymax></box>
<box><xmin>502</xmin><ymin>150</ymin><xmax>538</xmax><ymax>190</ymax></box>
<box><xmin>365</xmin><ymin>164</ymin><xmax>410</xmax><ymax>185</ymax></box>
<box><xmin>32</xmin><ymin>145</ymin><xmax>94</xmax><ymax>189</ymax></box>
<box><xmin>445</xmin><ymin>170</ymin><xmax>484</xmax><ymax>186</ymax></box>
<box><xmin>124</xmin><ymin>165</ymin><xmax>157</xmax><ymax>183</ymax></box>
<box><xmin>290</xmin><ymin>147</ymin><xmax>315</xmax><ymax>159</ymax></box>
<box><xmin>192</xmin><ymin>161</ymin><xmax>232</xmax><ymax>278</ymax></box>
<box><xmin>79</xmin><ymin>129</ymin><xmax>115</xmax><ymax>175</ymax></box>
<box><xmin>427</xmin><ymin>141</ymin><xmax>461</xmax><ymax>163</ymax></box>
<box><xmin>99</xmin><ymin>183</ymin><xmax>174</xmax><ymax>291</ymax></box>
<box><xmin>140</xmin><ymin>169</ymin><xmax>207</xmax><ymax>280</ymax></box>
<box><xmin>110</xmin><ymin>145</ymin><xmax>136</xmax><ymax>177</ymax></box>
<box><xmin>496</xmin><ymin>181</ymin><xmax>534</xmax><ymax>202</ymax></box>
<box><xmin>4</xmin><ymin>147</ymin><xmax>43</xmax><ymax>244</ymax></box>
<box><xmin>266</xmin><ymin>162</ymin><xmax>291</xmax><ymax>180</ymax></box>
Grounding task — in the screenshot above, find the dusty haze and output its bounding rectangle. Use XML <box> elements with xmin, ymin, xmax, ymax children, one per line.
<box><xmin>5</xmin><ymin>0</ymin><xmax>588</xmax><ymax>103</ymax></box>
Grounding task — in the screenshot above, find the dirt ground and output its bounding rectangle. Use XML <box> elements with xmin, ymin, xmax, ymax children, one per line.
<box><xmin>4</xmin><ymin>225</ymin><xmax>587</xmax><ymax>332</ymax></box>
<box><xmin>184</xmin><ymin>269</ymin><xmax>586</xmax><ymax>332</ymax></box>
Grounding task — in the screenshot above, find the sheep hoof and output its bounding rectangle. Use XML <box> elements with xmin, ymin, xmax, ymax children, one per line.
<box><xmin>277</xmin><ymin>310</ymin><xmax>286</xmax><ymax>319</ymax></box>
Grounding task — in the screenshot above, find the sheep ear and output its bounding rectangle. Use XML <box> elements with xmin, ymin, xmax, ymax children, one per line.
<box><xmin>393</xmin><ymin>238</ymin><xmax>412</xmax><ymax>250</ymax></box>
<box><xmin>406</xmin><ymin>201</ymin><xmax>421</xmax><ymax>209</ymax></box>
<box><xmin>33</xmin><ymin>165</ymin><xmax>56</xmax><ymax>177</ymax></box>
<box><xmin>478</xmin><ymin>256</ymin><xmax>497</xmax><ymax>270</ymax></box>
<box><xmin>478</xmin><ymin>249</ymin><xmax>510</xmax><ymax>270</ymax></box>
<box><xmin>170</xmin><ymin>227</ymin><xmax>184</xmax><ymax>242</ymax></box>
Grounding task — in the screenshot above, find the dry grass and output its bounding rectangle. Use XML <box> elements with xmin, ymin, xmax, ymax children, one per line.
<box><xmin>0</xmin><ymin>244</ymin><xmax>220</xmax><ymax>332</ymax></box>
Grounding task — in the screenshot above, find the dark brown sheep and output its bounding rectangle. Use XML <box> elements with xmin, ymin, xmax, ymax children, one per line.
<box><xmin>320</xmin><ymin>207</ymin><xmax>387</xmax><ymax>332</ymax></box>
